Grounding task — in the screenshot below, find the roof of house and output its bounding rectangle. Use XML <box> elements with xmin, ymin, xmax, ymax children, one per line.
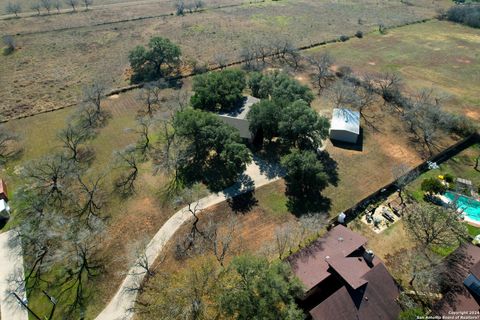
<box><xmin>330</xmin><ymin>108</ymin><xmax>360</xmax><ymax>135</ymax></box>
<box><xmin>327</xmin><ymin>256</ymin><xmax>380</xmax><ymax>290</ymax></box>
<box><xmin>217</xmin><ymin>95</ymin><xmax>260</xmax><ymax>120</ymax></box>
<box><xmin>310</xmin><ymin>263</ymin><xmax>401</xmax><ymax>320</ymax></box>
<box><xmin>288</xmin><ymin>225</ymin><xmax>367</xmax><ymax>292</ymax></box>
<box><xmin>433</xmin><ymin>244</ymin><xmax>480</xmax><ymax>315</ymax></box>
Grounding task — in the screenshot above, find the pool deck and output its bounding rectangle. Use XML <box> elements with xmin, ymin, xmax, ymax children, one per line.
<box><xmin>438</xmin><ymin>193</ymin><xmax>480</xmax><ymax>227</ymax></box>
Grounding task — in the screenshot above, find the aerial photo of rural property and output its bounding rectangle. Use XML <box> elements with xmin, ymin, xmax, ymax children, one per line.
<box><xmin>0</xmin><ymin>0</ymin><xmax>480</xmax><ymax>319</ymax></box>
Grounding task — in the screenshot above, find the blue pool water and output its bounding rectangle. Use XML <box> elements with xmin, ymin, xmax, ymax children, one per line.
<box><xmin>445</xmin><ymin>191</ymin><xmax>480</xmax><ymax>222</ymax></box>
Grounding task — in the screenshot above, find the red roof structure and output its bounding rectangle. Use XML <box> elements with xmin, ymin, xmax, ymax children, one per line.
<box><xmin>288</xmin><ymin>224</ymin><xmax>367</xmax><ymax>292</ymax></box>
<box><xmin>288</xmin><ymin>224</ymin><xmax>401</xmax><ymax>320</ymax></box>
<box><xmin>0</xmin><ymin>179</ymin><xmax>7</xmax><ymax>201</ymax></box>
<box><xmin>310</xmin><ymin>264</ymin><xmax>401</xmax><ymax>320</ymax></box>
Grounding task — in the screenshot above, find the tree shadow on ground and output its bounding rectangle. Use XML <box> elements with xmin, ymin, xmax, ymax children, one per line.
<box><xmin>287</xmin><ymin>194</ymin><xmax>331</xmax><ymax>217</ymax></box>
<box><xmin>223</xmin><ymin>174</ymin><xmax>255</xmax><ymax>197</ymax></box>
<box><xmin>317</xmin><ymin>151</ymin><xmax>339</xmax><ymax>187</ymax></box>
<box><xmin>0</xmin><ymin>217</ymin><xmax>8</xmax><ymax>230</ymax></box>
<box><xmin>227</xmin><ymin>191</ymin><xmax>258</xmax><ymax>214</ymax></box>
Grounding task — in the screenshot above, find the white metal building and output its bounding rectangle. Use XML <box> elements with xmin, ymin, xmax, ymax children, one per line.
<box><xmin>329</xmin><ymin>108</ymin><xmax>360</xmax><ymax>144</ymax></box>
<box><xmin>217</xmin><ymin>95</ymin><xmax>260</xmax><ymax>140</ymax></box>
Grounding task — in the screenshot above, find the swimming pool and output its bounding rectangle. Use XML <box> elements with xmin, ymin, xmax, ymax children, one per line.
<box><xmin>445</xmin><ymin>191</ymin><xmax>480</xmax><ymax>223</ymax></box>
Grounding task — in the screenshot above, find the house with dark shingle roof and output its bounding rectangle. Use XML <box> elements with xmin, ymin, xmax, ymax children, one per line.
<box><xmin>288</xmin><ymin>224</ymin><xmax>401</xmax><ymax>320</ymax></box>
<box><xmin>433</xmin><ymin>243</ymin><xmax>480</xmax><ymax>315</ymax></box>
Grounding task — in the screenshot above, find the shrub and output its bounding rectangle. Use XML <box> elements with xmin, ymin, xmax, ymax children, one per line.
<box><xmin>421</xmin><ymin>177</ymin><xmax>446</xmax><ymax>194</ymax></box>
<box><xmin>444</xmin><ymin>173</ymin><xmax>454</xmax><ymax>183</ymax></box>
<box><xmin>446</xmin><ymin>4</ymin><xmax>480</xmax><ymax>28</ymax></box>
<box><xmin>339</xmin><ymin>35</ymin><xmax>350</xmax><ymax>42</ymax></box>
<box><xmin>2</xmin><ymin>35</ymin><xmax>15</xmax><ymax>55</ymax></box>
<box><xmin>355</xmin><ymin>30</ymin><xmax>363</xmax><ymax>38</ymax></box>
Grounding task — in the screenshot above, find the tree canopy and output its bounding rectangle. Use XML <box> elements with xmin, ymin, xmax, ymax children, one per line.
<box><xmin>247</xmin><ymin>100</ymin><xmax>280</xmax><ymax>142</ymax></box>
<box><xmin>190</xmin><ymin>69</ymin><xmax>246</xmax><ymax>112</ymax></box>
<box><xmin>173</xmin><ymin>108</ymin><xmax>252</xmax><ymax>192</ymax></box>
<box><xmin>281</xmin><ymin>149</ymin><xmax>329</xmax><ymax>213</ymax></box>
<box><xmin>219</xmin><ymin>255</ymin><xmax>305</xmax><ymax>320</ymax></box>
<box><xmin>404</xmin><ymin>203</ymin><xmax>467</xmax><ymax>249</ymax></box>
<box><xmin>279</xmin><ymin>100</ymin><xmax>330</xmax><ymax>149</ymax></box>
<box><xmin>248</xmin><ymin>71</ymin><xmax>314</xmax><ymax>106</ymax></box>
<box><xmin>128</xmin><ymin>37</ymin><xmax>181</xmax><ymax>82</ymax></box>
<box><xmin>421</xmin><ymin>177</ymin><xmax>446</xmax><ymax>194</ymax></box>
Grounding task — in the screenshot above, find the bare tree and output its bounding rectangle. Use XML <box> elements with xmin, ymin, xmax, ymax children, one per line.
<box><xmin>193</xmin><ymin>0</ymin><xmax>203</xmax><ymax>11</ymax></box>
<box><xmin>59</xmin><ymin>231</ymin><xmax>103</xmax><ymax>315</ymax></box>
<box><xmin>175</xmin><ymin>0</ymin><xmax>184</xmax><ymax>15</ymax></box>
<box><xmin>75</xmin><ymin>175</ymin><xmax>106</xmax><ymax>227</ymax></box>
<box><xmin>153</xmin><ymin>117</ymin><xmax>186</xmax><ymax>193</ymax></box>
<box><xmin>138</xmin><ymin>83</ymin><xmax>162</xmax><ymax>118</ymax></box>
<box><xmin>83</xmin><ymin>0</ymin><xmax>92</xmax><ymax>10</ymax></box>
<box><xmin>0</xmin><ymin>126</ymin><xmax>20</xmax><ymax>165</ymax></box>
<box><xmin>307</xmin><ymin>53</ymin><xmax>335</xmax><ymax>92</ymax></box>
<box><xmin>135</xmin><ymin>117</ymin><xmax>152</xmax><ymax>158</ymax></box>
<box><xmin>403</xmin><ymin>90</ymin><xmax>444</xmax><ymax>155</ymax></box>
<box><xmin>22</xmin><ymin>153</ymin><xmax>76</xmax><ymax>205</ymax></box>
<box><xmin>64</xmin><ymin>0</ymin><xmax>78</xmax><ymax>11</ymax></box>
<box><xmin>58</xmin><ymin>124</ymin><xmax>92</xmax><ymax>162</ymax></box>
<box><xmin>274</xmin><ymin>223</ymin><xmax>296</xmax><ymax>259</ymax></box>
<box><xmin>204</xmin><ymin>217</ymin><xmax>237</xmax><ymax>266</ymax></box>
<box><xmin>404</xmin><ymin>203</ymin><xmax>468</xmax><ymax>250</ymax></box>
<box><xmin>392</xmin><ymin>163</ymin><xmax>416</xmax><ymax>206</ymax></box>
<box><xmin>3</xmin><ymin>35</ymin><xmax>16</xmax><ymax>55</ymax></box>
<box><xmin>114</xmin><ymin>146</ymin><xmax>139</xmax><ymax>197</ymax></box>
<box><xmin>6</xmin><ymin>2</ymin><xmax>22</xmax><ymax>16</ymax></box>
<box><xmin>378</xmin><ymin>72</ymin><xmax>402</xmax><ymax>104</ymax></box>
<box><xmin>83</xmin><ymin>80</ymin><xmax>106</xmax><ymax>113</ymax></box>
<box><xmin>72</xmin><ymin>104</ymin><xmax>108</xmax><ymax>130</ymax></box>
<box><xmin>41</xmin><ymin>0</ymin><xmax>52</xmax><ymax>13</ymax></box>
<box><xmin>31</xmin><ymin>2</ymin><xmax>41</xmax><ymax>15</ymax></box>
<box><xmin>53</xmin><ymin>0</ymin><xmax>61</xmax><ymax>12</ymax></box>
<box><xmin>213</xmin><ymin>53</ymin><xmax>228</xmax><ymax>69</ymax></box>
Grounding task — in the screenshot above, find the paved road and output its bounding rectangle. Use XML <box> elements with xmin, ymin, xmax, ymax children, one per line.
<box><xmin>0</xmin><ymin>231</ymin><xmax>29</xmax><ymax>320</ymax></box>
<box><xmin>95</xmin><ymin>158</ymin><xmax>283</xmax><ymax>320</ymax></box>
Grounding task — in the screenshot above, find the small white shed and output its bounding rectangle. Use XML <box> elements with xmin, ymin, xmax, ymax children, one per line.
<box><xmin>329</xmin><ymin>108</ymin><xmax>360</xmax><ymax>144</ymax></box>
<box><xmin>217</xmin><ymin>95</ymin><xmax>260</xmax><ymax>140</ymax></box>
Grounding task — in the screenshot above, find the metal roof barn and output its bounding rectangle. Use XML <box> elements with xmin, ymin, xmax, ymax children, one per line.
<box><xmin>329</xmin><ymin>108</ymin><xmax>360</xmax><ymax>144</ymax></box>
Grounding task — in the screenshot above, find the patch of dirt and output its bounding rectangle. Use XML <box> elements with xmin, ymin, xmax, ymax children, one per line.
<box><xmin>465</xmin><ymin>109</ymin><xmax>480</xmax><ymax>121</ymax></box>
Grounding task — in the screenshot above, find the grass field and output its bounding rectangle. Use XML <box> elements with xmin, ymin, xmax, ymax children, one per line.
<box><xmin>0</xmin><ymin>0</ymin><xmax>449</xmax><ymax>120</ymax></box>
<box><xmin>0</xmin><ymin>88</ymin><xmax>194</xmax><ymax>318</ymax></box>
<box><xmin>305</xmin><ymin>20</ymin><xmax>480</xmax><ymax>120</ymax></box>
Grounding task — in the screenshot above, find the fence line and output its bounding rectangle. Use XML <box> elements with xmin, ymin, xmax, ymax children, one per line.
<box><xmin>1</xmin><ymin>17</ymin><xmax>436</xmax><ymax>124</ymax></box>
<box><xmin>328</xmin><ymin>132</ymin><xmax>480</xmax><ymax>227</ymax></box>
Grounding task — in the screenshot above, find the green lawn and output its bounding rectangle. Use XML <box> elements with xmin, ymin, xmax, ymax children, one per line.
<box><xmin>406</xmin><ymin>143</ymin><xmax>480</xmax><ymax>200</ymax></box>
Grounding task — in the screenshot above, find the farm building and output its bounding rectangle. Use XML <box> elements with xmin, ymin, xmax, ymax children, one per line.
<box><xmin>329</xmin><ymin>108</ymin><xmax>360</xmax><ymax>144</ymax></box>
<box><xmin>288</xmin><ymin>225</ymin><xmax>401</xmax><ymax>320</ymax></box>
<box><xmin>217</xmin><ymin>95</ymin><xmax>260</xmax><ymax>140</ymax></box>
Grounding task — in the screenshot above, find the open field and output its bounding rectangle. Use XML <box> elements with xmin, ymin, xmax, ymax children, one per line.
<box><xmin>0</xmin><ymin>0</ymin><xmax>450</xmax><ymax>120</ymax></box>
<box><xmin>0</xmin><ymin>0</ymin><xmax>244</xmax><ymax>34</ymax></box>
<box><xmin>305</xmin><ymin>20</ymin><xmax>480</xmax><ymax>120</ymax></box>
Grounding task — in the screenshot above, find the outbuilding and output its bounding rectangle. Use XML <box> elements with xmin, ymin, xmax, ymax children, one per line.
<box><xmin>329</xmin><ymin>108</ymin><xmax>360</xmax><ymax>144</ymax></box>
<box><xmin>217</xmin><ymin>95</ymin><xmax>260</xmax><ymax>141</ymax></box>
